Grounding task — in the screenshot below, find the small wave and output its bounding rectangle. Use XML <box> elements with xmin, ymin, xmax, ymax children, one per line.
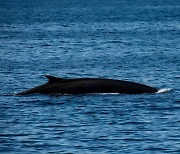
<box><xmin>156</xmin><ymin>88</ymin><xmax>171</xmax><ymax>94</ymax></box>
<box><xmin>0</xmin><ymin>92</ymin><xmax>21</xmax><ymax>96</ymax></box>
<box><xmin>51</xmin><ymin>93</ymin><xmax>120</xmax><ymax>97</ymax></box>
<box><xmin>40</xmin><ymin>44</ymin><xmax>52</xmax><ymax>47</ymax></box>
<box><xmin>0</xmin><ymin>93</ymin><xmax>14</xmax><ymax>96</ymax></box>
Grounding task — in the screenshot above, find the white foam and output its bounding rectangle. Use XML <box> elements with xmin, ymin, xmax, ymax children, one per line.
<box><xmin>156</xmin><ymin>88</ymin><xmax>171</xmax><ymax>93</ymax></box>
<box><xmin>93</xmin><ymin>93</ymin><xmax>119</xmax><ymax>95</ymax></box>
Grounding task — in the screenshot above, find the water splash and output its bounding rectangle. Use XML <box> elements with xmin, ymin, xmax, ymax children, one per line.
<box><xmin>157</xmin><ymin>88</ymin><xmax>171</xmax><ymax>94</ymax></box>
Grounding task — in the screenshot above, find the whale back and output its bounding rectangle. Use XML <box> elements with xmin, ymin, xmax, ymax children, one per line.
<box><xmin>17</xmin><ymin>76</ymin><xmax>158</xmax><ymax>95</ymax></box>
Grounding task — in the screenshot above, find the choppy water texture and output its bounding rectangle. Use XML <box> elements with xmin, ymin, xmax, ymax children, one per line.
<box><xmin>0</xmin><ymin>0</ymin><xmax>180</xmax><ymax>153</ymax></box>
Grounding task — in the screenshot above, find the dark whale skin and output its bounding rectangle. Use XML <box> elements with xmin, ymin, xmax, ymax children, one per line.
<box><xmin>17</xmin><ymin>75</ymin><xmax>158</xmax><ymax>95</ymax></box>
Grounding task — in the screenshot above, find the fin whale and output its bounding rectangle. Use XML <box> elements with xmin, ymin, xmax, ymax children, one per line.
<box><xmin>17</xmin><ymin>75</ymin><xmax>158</xmax><ymax>95</ymax></box>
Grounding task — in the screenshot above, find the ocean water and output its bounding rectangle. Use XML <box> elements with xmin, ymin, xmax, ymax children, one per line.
<box><xmin>0</xmin><ymin>0</ymin><xmax>180</xmax><ymax>153</ymax></box>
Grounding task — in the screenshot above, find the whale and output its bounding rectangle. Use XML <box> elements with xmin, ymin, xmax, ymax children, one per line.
<box><xmin>17</xmin><ymin>75</ymin><xmax>158</xmax><ymax>95</ymax></box>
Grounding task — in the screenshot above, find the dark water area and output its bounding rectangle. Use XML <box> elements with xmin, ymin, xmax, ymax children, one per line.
<box><xmin>0</xmin><ymin>0</ymin><xmax>180</xmax><ymax>153</ymax></box>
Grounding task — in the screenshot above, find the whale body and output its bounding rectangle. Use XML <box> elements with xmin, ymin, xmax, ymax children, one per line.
<box><xmin>17</xmin><ymin>75</ymin><xmax>158</xmax><ymax>95</ymax></box>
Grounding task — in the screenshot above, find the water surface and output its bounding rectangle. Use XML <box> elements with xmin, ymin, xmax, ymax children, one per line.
<box><xmin>0</xmin><ymin>0</ymin><xmax>180</xmax><ymax>153</ymax></box>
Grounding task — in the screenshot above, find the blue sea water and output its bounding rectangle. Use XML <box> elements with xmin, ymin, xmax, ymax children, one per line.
<box><xmin>0</xmin><ymin>0</ymin><xmax>180</xmax><ymax>153</ymax></box>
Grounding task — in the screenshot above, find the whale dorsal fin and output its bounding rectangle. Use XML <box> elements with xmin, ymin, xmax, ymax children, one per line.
<box><xmin>45</xmin><ymin>75</ymin><xmax>64</xmax><ymax>83</ymax></box>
